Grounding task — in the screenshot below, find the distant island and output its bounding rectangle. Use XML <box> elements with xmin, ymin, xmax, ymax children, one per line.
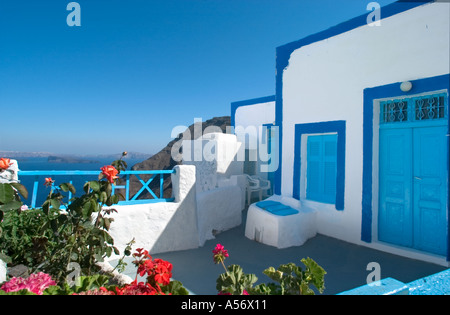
<box><xmin>48</xmin><ymin>156</ymin><xmax>100</xmax><ymax>164</ymax></box>
<box><xmin>0</xmin><ymin>151</ymin><xmax>152</xmax><ymax>161</ymax></box>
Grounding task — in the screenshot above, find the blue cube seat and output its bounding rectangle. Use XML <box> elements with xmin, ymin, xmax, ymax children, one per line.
<box><xmin>255</xmin><ymin>201</ymin><xmax>299</xmax><ymax>216</ymax></box>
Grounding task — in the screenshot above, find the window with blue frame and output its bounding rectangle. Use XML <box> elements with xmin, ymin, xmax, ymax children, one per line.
<box><xmin>293</xmin><ymin>120</ymin><xmax>345</xmax><ymax>210</ymax></box>
<box><xmin>306</xmin><ymin>134</ymin><xmax>338</xmax><ymax>204</ymax></box>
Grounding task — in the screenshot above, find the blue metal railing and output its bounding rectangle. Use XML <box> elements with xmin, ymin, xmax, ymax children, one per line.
<box><xmin>18</xmin><ymin>170</ymin><xmax>175</xmax><ymax>208</ymax></box>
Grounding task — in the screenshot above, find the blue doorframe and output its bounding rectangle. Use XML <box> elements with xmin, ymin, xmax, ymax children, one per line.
<box><xmin>362</xmin><ymin>74</ymin><xmax>450</xmax><ymax>260</ymax></box>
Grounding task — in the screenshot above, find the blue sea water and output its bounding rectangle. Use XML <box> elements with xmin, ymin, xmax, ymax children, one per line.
<box><xmin>15</xmin><ymin>157</ymin><xmax>144</xmax><ymax>208</ymax></box>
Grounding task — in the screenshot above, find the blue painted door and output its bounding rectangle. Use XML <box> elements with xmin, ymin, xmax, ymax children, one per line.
<box><xmin>379</xmin><ymin>125</ymin><xmax>448</xmax><ymax>255</ymax></box>
<box><xmin>379</xmin><ymin>128</ymin><xmax>413</xmax><ymax>247</ymax></box>
<box><xmin>412</xmin><ymin>126</ymin><xmax>448</xmax><ymax>255</ymax></box>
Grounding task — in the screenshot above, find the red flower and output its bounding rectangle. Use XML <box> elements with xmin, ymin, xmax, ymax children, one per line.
<box><xmin>213</xmin><ymin>244</ymin><xmax>229</xmax><ymax>264</ymax></box>
<box><xmin>114</xmin><ymin>280</ymin><xmax>160</xmax><ymax>295</ymax></box>
<box><xmin>137</xmin><ymin>259</ymin><xmax>155</xmax><ymax>278</ymax></box>
<box><xmin>100</xmin><ymin>165</ymin><xmax>119</xmax><ymax>184</ymax></box>
<box><xmin>131</xmin><ymin>248</ymin><xmax>173</xmax><ymax>287</ymax></box>
<box><xmin>153</xmin><ymin>259</ymin><xmax>173</xmax><ymax>286</ymax></box>
<box><xmin>0</xmin><ymin>158</ymin><xmax>12</xmax><ymax>170</ymax></box>
<box><xmin>44</xmin><ymin>178</ymin><xmax>54</xmax><ymax>187</ymax></box>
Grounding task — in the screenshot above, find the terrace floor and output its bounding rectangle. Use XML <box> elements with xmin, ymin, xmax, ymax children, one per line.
<box><xmin>114</xmin><ymin>209</ymin><xmax>448</xmax><ymax>295</ymax></box>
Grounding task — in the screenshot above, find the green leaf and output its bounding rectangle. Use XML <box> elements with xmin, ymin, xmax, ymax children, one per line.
<box><xmin>99</xmin><ymin>191</ymin><xmax>107</xmax><ymax>204</ymax></box>
<box><xmin>0</xmin><ymin>184</ymin><xmax>15</xmax><ymax>204</ymax></box>
<box><xmin>104</xmin><ymin>182</ymin><xmax>112</xmax><ymax>197</ymax></box>
<box><xmin>0</xmin><ymin>289</ymin><xmax>37</xmax><ymax>295</ymax></box>
<box><xmin>9</xmin><ymin>183</ymin><xmax>28</xmax><ymax>200</ymax></box>
<box><xmin>89</xmin><ymin>181</ymin><xmax>100</xmax><ymax>192</ymax></box>
<box><xmin>50</xmin><ymin>198</ymin><xmax>61</xmax><ymax>210</ymax></box>
<box><xmin>69</xmin><ymin>275</ymin><xmax>110</xmax><ymax>294</ymax></box>
<box><xmin>301</xmin><ymin>257</ymin><xmax>326</xmax><ymax>293</ymax></box>
<box><xmin>161</xmin><ymin>280</ymin><xmax>189</xmax><ymax>295</ymax></box>
<box><xmin>103</xmin><ymin>217</ymin><xmax>111</xmax><ymax>230</ymax></box>
<box><xmin>0</xmin><ymin>200</ymin><xmax>22</xmax><ymax>212</ymax></box>
<box><xmin>82</xmin><ymin>200</ymin><xmax>93</xmax><ymax>217</ymax></box>
<box><xmin>59</xmin><ymin>183</ymin><xmax>76</xmax><ymax>195</ymax></box>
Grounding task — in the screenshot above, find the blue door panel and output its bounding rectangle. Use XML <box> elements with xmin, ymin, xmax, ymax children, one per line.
<box><xmin>413</xmin><ymin>126</ymin><xmax>448</xmax><ymax>256</ymax></box>
<box><xmin>379</xmin><ymin>128</ymin><xmax>413</xmax><ymax>247</ymax></box>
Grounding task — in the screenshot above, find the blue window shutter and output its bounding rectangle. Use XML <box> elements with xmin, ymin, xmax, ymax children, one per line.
<box><xmin>322</xmin><ymin>135</ymin><xmax>338</xmax><ymax>203</ymax></box>
<box><xmin>307</xmin><ymin>136</ymin><xmax>322</xmax><ymax>202</ymax></box>
<box><xmin>307</xmin><ymin>134</ymin><xmax>338</xmax><ymax>204</ymax></box>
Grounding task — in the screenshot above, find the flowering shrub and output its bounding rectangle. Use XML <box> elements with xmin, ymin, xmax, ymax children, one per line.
<box><xmin>0</xmin><ymin>154</ymin><xmax>131</xmax><ymax>285</ymax></box>
<box><xmin>129</xmin><ymin>248</ymin><xmax>187</xmax><ymax>295</ymax></box>
<box><xmin>213</xmin><ymin>244</ymin><xmax>326</xmax><ymax>295</ymax></box>
<box><xmin>214</xmin><ymin>244</ymin><xmax>257</xmax><ymax>295</ymax></box>
<box><xmin>1</xmin><ymin>272</ymin><xmax>56</xmax><ymax>295</ymax></box>
<box><xmin>70</xmin><ymin>248</ymin><xmax>188</xmax><ymax>296</ymax></box>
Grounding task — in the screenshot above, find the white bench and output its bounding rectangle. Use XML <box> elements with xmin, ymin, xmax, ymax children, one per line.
<box><xmin>244</xmin><ymin>197</ymin><xmax>317</xmax><ymax>249</ymax></box>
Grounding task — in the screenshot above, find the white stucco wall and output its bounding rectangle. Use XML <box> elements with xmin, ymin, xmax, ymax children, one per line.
<box><xmin>0</xmin><ymin>259</ymin><xmax>6</xmax><ymax>284</ymax></box>
<box><xmin>196</xmin><ymin>185</ymin><xmax>243</xmax><ymax>246</ymax></box>
<box><xmin>235</xmin><ymin>101</ymin><xmax>276</xmax><ymax>147</ymax></box>
<box><xmin>234</xmin><ymin>101</ymin><xmax>276</xmax><ymax>178</ymax></box>
<box><xmin>281</xmin><ymin>2</ymin><xmax>449</xmax><ymax>245</ymax></box>
<box><xmin>0</xmin><ymin>159</ymin><xmax>19</xmax><ymax>183</ymax></box>
<box><xmin>107</xmin><ymin>148</ymin><xmax>246</xmax><ymax>258</ymax></box>
<box><xmin>107</xmin><ymin>165</ymin><xmax>199</xmax><ymax>257</ymax></box>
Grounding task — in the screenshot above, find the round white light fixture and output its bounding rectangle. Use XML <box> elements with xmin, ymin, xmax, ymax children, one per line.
<box><xmin>400</xmin><ymin>81</ymin><xmax>412</xmax><ymax>92</ymax></box>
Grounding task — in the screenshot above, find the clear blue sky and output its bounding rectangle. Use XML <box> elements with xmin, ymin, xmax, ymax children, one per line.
<box><xmin>0</xmin><ymin>0</ymin><xmax>397</xmax><ymax>155</ymax></box>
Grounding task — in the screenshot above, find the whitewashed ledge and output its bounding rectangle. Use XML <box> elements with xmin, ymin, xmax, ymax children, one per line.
<box><xmin>0</xmin><ymin>159</ymin><xmax>20</xmax><ymax>184</ymax></box>
<box><xmin>0</xmin><ymin>259</ymin><xmax>7</xmax><ymax>283</ymax></box>
<box><xmin>96</xmin><ymin>261</ymin><xmax>133</xmax><ymax>286</ymax></box>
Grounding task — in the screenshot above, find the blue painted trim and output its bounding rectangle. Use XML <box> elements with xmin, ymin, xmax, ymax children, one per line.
<box><xmin>274</xmin><ymin>0</ymin><xmax>435</xmax><ymax>196</ymax></box>
<box><xmin>19</xmin><ymin>169</ymin><xmax>176</xmax><ymax>208</ymax></box>
<box><xmin>230</xmin><ymin>95</ymin><xmax>276</xmax><ymax>128</ymax></box>
<box><xmin>362</xmin><ymin>74</ymin><xmax>449</xmax><ymax>261</ymax></box>
<box><xmin>19</xmin><ymin>170</ymin><xmax>175</xmax><ymax>176</ymax></box>
<box><xmin>118</xmin><ymin>198</ymin><xmax>175</xmax><ymax>205</ymax></box>
<box><xmin>293</xmin><ymin>120</ymin><xmax>346</xmax><ymax>210</ymax></box>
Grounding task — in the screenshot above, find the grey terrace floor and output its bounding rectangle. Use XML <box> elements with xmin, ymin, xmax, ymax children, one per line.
<box><xmin>114</xmin><ymin>209</ymin><xmax>448</xmax><ymax>295</ymax></box>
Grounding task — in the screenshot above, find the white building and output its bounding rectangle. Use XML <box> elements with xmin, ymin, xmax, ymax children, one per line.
<box><xmin>233</xmin><ymin>0</ymin><xmax>450</xmax><ymax>266</ymax></box>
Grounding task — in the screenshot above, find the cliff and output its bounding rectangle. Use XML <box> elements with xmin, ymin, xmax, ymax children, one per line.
<box><xmin>128</xmin><ymin>116</ymin><xmax>231</xmax><ymax>199</ymax></box>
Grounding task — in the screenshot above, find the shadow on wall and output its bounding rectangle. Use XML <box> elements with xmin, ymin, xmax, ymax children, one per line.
<box><xmin>107</xmin><ymin>165</ymin><xmax>200</xmax><ymax>256</ymax></box>
<box><xmin>107</xmin><ymin>162</ymin><xmax>245</xmax><ymax>257</ymax></box>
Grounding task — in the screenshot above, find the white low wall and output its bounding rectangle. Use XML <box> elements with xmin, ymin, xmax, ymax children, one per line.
<box><xmin>107</xmin><ymin>165</ymin><xmax>199</xmax><ymax>257</ymax></box>
<box><xmin>107</xmin><ymin>163</ymin><xmax>245</xmax><ymax>259</ymax></box>
<box><xmin>197</xmin><ymin>185</ymin><xmax>242</xmax><ymax>246</ymax></box>
<box><xmin>0</xmin><ymin>159</ymin><xmax>19</xmax><ymax>184</ymax></box>
<box><xmin>0</xmin><ymin>259</ymin><xmax>6</xmax><ymax>284</ymax></box>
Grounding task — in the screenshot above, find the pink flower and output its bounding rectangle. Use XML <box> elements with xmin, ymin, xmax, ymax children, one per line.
<box><xmin>1</xmin><ymin>272</ymin><xmax>56</xmax><ymax>295</ymax></box>
<box><xmin>213</xmin><ymin>244</ymin><xmax>229</xmax><ymax>264</ymax></box>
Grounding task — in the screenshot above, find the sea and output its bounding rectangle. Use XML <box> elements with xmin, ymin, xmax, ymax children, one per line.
<box><xmin>15</xmin><ymin>157</ymin><xmax>144</xmax><ymax>208</ymax></box>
